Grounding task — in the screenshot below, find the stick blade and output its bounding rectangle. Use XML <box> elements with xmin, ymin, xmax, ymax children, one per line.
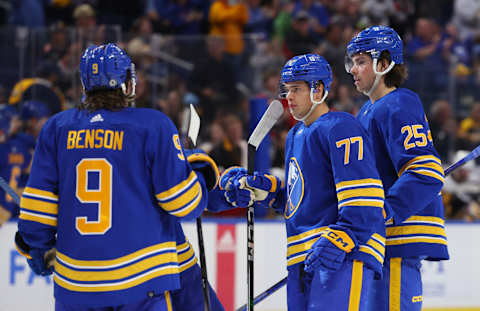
<box><xmin>188</xmin><ymin>104</ymin><xmax>201</xmax><ymax>146</ymax></box>
<box><xmin>248</xmin><ymin>100</ymin><xmax>284</xmax><ymax>149</ymax></box>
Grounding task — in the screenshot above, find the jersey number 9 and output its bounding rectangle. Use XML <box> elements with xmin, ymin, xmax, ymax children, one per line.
<box><xmin>75</xmin><ymin>158</ymin><xmax>112</xmax><ymax>235</ymax></box>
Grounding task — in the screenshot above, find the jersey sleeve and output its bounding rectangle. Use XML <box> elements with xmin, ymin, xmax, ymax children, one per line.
<box><xmin>148</xmin><ymin>116</ymin><xmax>208</xmax><ymax>220</ymax></box>
<box><xmin>18</xmin><ymin>118</ymin><xmax>58</xmax><ymax>250</ymax></box>
<box><xmin>326</xmin><ymin>121</ymin><xmax>385</xmax><ymax>249</ymax></box>
<box><xmin>378</xmin><ymin>104</ymin><xmax>444</xmax><ymax>223</ymax></box>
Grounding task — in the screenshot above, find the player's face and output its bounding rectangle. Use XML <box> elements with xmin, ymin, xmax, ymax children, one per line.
<box><xmin>284</xmin><ymin>81</ymin><xmax>312</xmax><ymax>119</ymax></box>
<box><xmin>349</xmin><ymin>54</ymin><xmax>376</xmax><ymax>93</ymax></box>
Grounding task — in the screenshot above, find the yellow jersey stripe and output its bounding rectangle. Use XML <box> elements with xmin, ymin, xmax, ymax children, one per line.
<box><xmin>338</xmin><ymin>199</ymin><xmax>384</xmax><ymax>208</ymax></box>
<box><xmin>348</xmin><ymin>261</ymin><xmax>363</xmax><ymax>311</ymax></box>
<box><xmin>287</xmin><ymin>227</ymin><xmax>326</xmax><ymax>244</ymax></box>
<box><xmin>165</xmin><ymin>291</ymin><xmax>173</xmax><ymax>311</ymax></box>
<box><xmin>408</xmin><ymin>169</ymin><xmax>444</xmax><ymax>183</ymax></box>
<box><xmin>156</xmin><ymin>171</ymin><xmax>197</xmax><ymax>201</ymax></box>
<box><xmin>23</xmin><ymin>187</ymin><xmax>58</xmax><ymax>201</ymax></box>
<box><xmin>359</xmin><ymin>245</ymin><xmax>384</xmax><ymax>264</ymax></box>
<box><xmin>398</xmin><ymin>155</ymin><xmax>441</xmax><ymax>176</ymax></box>
<box><xmin>176</xmin><ymin>242</ymin><xmax>189</xmax><ymax>252</ymax></box>
<box><xmin>401</xmin><ymin>162</ymin><xmax>444</xmax><ymax>177</ymax></box>
<box><xmin>386</xmin><ymin>215</ymin><xmax>445</xmax><ymax>226</ymax></box>
<box><xmin>54</xmin><ymin>266</ymin><xmax>179</xmax><ymax>292</ymax></box>
<box><xmin>367</xmin><ymin>239</ymin><xmax>385</xmax><ymax>254</ymax></box>
<box><xmin>286</xmin><ymin>237</ymin><xmax>318</xmax><ymax>257</ymax></box>
<box><xmin>20</xmin><ymin>197</ymin><xmax>58</xmax><ymax>215</ymax></box>
<box><xmin>170</xmin><ymin>188</ymin><xmax>203</xmax><ymax>217</ymax></box>
<box><xmin>56</xmin><ymin>242</ymin><xmax>176</xmax><ymax>268</ymax></box>
<box><xmin>19</xmin><ymin>211</ymin><xmax>57</xmax><ymax>227</ymax></box>
<box><xmin>372</xmin><ymin>233</ymin><xmax>386</xmax><ymax>245</ymax></box>
<box><xmin>179</xmin><ymin>256</ymin><xmax>198</xmax><ymax>272</ymax></box>
<box><xmin>287</xmin><ymin>254</ymin><xmax>307</xmax><ymax>266</ymax></box>
<box><xmin>337</xmin><ymin>188</ymin><xmax>385</xmax><ymax>201</ymax></box>
<box><xmin>389</xmin><ymin>258</ymin><xmax>402</xmax><ymax>310</ymax></box>
<box><xmin>386</xmin><ymin>236</ymin><xmax>447</xmax><ymax>246</ymax></box>
<box><xmin>160</xmin><ymin>182</ymin><xmax>200</xmax><ymax>211</ymax></box>
<box><xmin>387</xmin><ymin>225</ymin><xmax>446</xmax><ymax>237</ymax></box>
<box><xmin>15</xmin><ymin>243</ymin><xmax>32</xmax><ymax>259</ymax></box>
<box><xmin>55</xmin><ymin>252</ymin><xmax>177</xmax><ymax>281</ymax></box>
<box><xmin>336</xmin><ymin>179</ymin><xmax>382</xmax><ymax>191</ymax></box>
<box><xmin>178</xmin><ymin>247</ymin><xmax>194</xmax><ymax>264</ymax></box>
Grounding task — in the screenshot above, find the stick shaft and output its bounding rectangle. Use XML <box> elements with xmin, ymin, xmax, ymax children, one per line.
<box><xmin>247</xmin><ymin>144</ymin><xmax>256</xmax><ymax>311</ymax></box>
<box><xmin>236</xmin><ymin>277</ymin><xmax>287</xmax><ymax>311</ymax></box>
<box><xmin>0</xmin><ymin>176</ymin><xmax>20</xmax><ymax>205</ymax></box>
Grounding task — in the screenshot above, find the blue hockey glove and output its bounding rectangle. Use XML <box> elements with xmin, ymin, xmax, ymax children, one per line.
<box><xmin>184</xmin><ymin>149</ymin><xmax>220</xmax><ymax>191</ymax></box>
<box><xmin>219</xmin><ymin>167</ymin><xmax>254</xmax><ymax>207</ymax></box>
<box><xmin>304</xmin><ymin>227</ymin><xmax>357</xmax><ymax>273</ymax></box>
<box><xmin>15</xmin><ymin>232</ymin><xmax>55</xmax><ymax>276</ymax></box>
<box><xmin>244</xmin><ymin>172</ymin><xmax>283</xmax><ymax>208</ymax></box>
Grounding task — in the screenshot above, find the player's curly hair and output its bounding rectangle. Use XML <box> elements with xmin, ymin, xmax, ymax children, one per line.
<box><xmin>380</xmin><ymin>51</ymin><xmax>408</xmax><ymax>88</ymax></box>
<box><xmin>79</xmin><ymin>71</ymin><xmax>133</xmax><ymax>111</ymax></box>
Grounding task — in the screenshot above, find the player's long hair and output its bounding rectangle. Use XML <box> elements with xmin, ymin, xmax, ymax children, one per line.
<box><xmin>380</xmin><ymin>51</ymin><xmax>408</xmax><ymax>88</ymax></box>
<box><xmin>79</xmin><ymin>72</ymin><xmax>132</xmax><ymax>112</ymax></box>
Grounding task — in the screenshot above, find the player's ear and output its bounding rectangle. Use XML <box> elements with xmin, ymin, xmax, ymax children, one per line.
<box><xmin>314</xmin><ymin>82</ymin><xmax>325</xmax><ymax>101</ymax></box>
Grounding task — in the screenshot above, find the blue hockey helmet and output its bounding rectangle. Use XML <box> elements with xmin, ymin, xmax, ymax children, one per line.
<box><xmin>20</xmin><ymin>100</ymin><xmax>50</xmax><ymax>121</ymax></box>
<box><xmin>80</xmin><ymin>43</ymin><xmax>136</xmax><ymax>93</ymax></box>
<box><xmin>280</xmin><ymin>53</ymin><xmax>333</xmax><ymax>94</ymax></box>
<box><xmin>345</xmin><ymin>25</ymin><xmax>403</xmax><ymax>73</ymax></box>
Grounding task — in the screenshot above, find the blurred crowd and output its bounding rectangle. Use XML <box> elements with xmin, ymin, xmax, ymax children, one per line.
<box><xmin>1</xmin><ymin>0</ymin><xmax>480</xmax><ymax>221</ymax></box>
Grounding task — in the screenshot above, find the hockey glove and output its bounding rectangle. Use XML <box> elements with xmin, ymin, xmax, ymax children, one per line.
<box><xmin>244</xmin><ymin>172</ymin><xmax>283</xmax><ymax>208</ymax></box>
<box><xmin>15</xmin><ymin>232</ymin><xmax>55</xmax><ymax>276</ymax></box>
<box><xmin>304</xmin><ymin>227</ymin><xmax>357</xmax><ymax>273</ymax></box>
<box><xmin>219</xmin><ymin>167</ymin><xmax>254</xmax><ymax>207</ymax></box>
<box><xmin>185</xmin><ymin>149</ymin><xmax>220</xmax><ymax>191</ymax></box>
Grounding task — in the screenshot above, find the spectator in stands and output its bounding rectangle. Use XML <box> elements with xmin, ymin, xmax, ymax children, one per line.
<box><xmin>292</xmin><ymin>0</ymin><xmax>329</xmax><ymax>39</ymax></box>
<box><xmin>284</xmin><ymin>10</ymin><xmax>317</xmax><ymax>58</ymax></box>
<box><xmin>209</xmin><ymin>0</ymin><xmax>249</xmax><ymax>83</ymax></box>
<box><xmin>42</xmin><ymin>22</ymin><xmax>69</xmax><ymax>62</ymax></box>
<box><xmin>244</xmin><ymin>0</ymin><xmax>277</xmax><ymax>38</ymax></box>
<box><xmin>155</xmin><ymin>88</ymin><xmax>183</xmax><ymax>128</ymax></box>
<box><xmin>9</xmin><ymin>0</ymin><xmax>47</xmax><ymax>27</ymax></box>
<box><xmin>457</xmin><ymin>102</ymin><xmax>480</xmax><ymax>151</ymax></box>
<box><xmin>210</xmin><ymin>113</ymin><xmax>247</xmax><ymax>171</ymax></box>
<box><xmin>429</xmin><ymin>99</ymin><xmax>457</xmax><ymax>163</ymax></box>
<box><xmin>360</xmin><ymin>0</ymin><xmax>396</xmax><ymax>25</ymax></box>
<box><xmin>452</xmin><ymin>0</ymin><xmax>480</xmax><ymax>41</ymax></box>
<box><xmin>188</xmin><ymin>35</ymin><xmax>238</xmax><ymax>124</ymax></box>
<box><xmin>443</xmin><ymin>150</ymin><xmax>480</xmax><ymax>220</ymax></box>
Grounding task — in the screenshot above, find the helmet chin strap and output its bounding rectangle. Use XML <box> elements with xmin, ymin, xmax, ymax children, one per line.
<box><xmin>363</xmin><ymin>58</ymin><xmax>395</xmax><ymax>97</ymax></box>
<box><xmin>291</xmin><ymin>88</ymin><xmax>329</xmax><ymax>122</ymax></box>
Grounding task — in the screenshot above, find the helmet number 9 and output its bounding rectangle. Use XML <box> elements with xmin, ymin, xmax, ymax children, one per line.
<box><xmin>75</xmin><ymin>158</ymin><xmax>112</xmax><ymax>235</ymax></box>
<box><xmin>92</xmin><ymin>63</ymin><xmax>98</xmax><ymax>74</ymax></box>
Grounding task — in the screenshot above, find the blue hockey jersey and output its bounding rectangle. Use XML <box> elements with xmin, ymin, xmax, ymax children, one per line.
<box><xmin>17</xmin><ymin>107</ymin><xmax>209</xmax><ymax>307</ymax></box>
<box><xmin>357</xmin><ymin>88</ymin><xmax>448</xmax><ymax>260</ymax></box>
<box><xmin>0</xmin><ymin>134</ymin><xmax>34</xmax><ymax>219</ymax></box>
<box><xmin>276</xmin><ymin>111</ymin><xmax>386</xmax><ymax>276</ymax></box>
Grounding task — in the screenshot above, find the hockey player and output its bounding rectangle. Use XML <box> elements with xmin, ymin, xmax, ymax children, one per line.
<box><xmin>14</xmin><ymin>43</ymin><xmax>219</xmax><ymax>311</ymax></box>
<box><xmin>345</xmin><ymin>26</ymin><xmax>449</xmax><ymax>310</ymax></box>
<box><xmin>223</xmin><ymin>54</ymin><xmax>386</xmax><ymax>311</ymax></box>
<box><xmin>0</xmin><ymin>105</ymin><xmax>34</xmax><ymax>225</ymax></box>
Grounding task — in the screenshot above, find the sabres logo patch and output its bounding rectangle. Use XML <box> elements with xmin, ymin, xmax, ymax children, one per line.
<box><xmin>285</xmin><ymin>158</ymin><xmax>304</xmax><ymax>219</ymax></box>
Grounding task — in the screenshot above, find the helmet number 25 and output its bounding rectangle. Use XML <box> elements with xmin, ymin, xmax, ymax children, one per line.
<box><xmin>401</xmin><ymin>124</ymin><xmax>433</xmax><ymax>150</ymax></box>
<box><xmin>336</xmin><ymin>136</ymin><xmax>364</xmax><ymax>165</ymax></box>
<box><xmin>75</xmin><ymin>158</ymin><xmax>112</xmax><ymax>235</ymax></box>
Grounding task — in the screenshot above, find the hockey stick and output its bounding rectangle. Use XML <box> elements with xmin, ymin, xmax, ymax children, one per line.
<box><xmin>235</xmin><ymin>276</ymin><xmax>287</xmax><ymax>311</ymax></box>
<box><xmin>444</xmin><ymin>145</ymin><xmax>480</xmax><ymax>175</ymax></box>
<box><xmin>236</xmin><ymin>144</ymin><xmax>480</xmax><ymax>309</ymax></box>
<box><xmin>246</xmin><ymin>100</ymin><xmax>284</xmax><ymax>311</ymax></box>
<box><xmin>183</xmin><ymin>104</ymin><xmax>211</xmax><ymax>311</ymax></box>
<box><xmin>0</xmin><ymin>176</ymin><xmax>20</xmax><ymax>205</ymax></box>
